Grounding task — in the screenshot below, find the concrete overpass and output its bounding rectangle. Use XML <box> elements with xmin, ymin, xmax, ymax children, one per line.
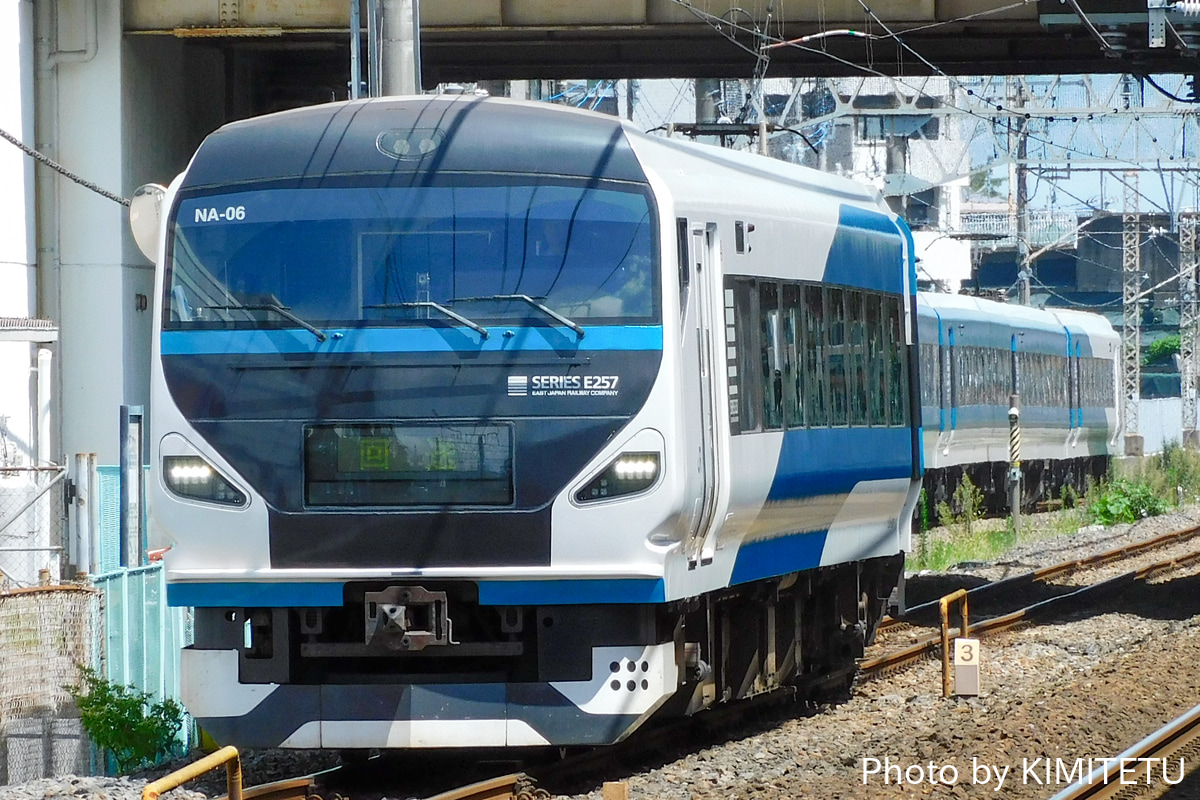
<box><xmin>122</xmin><ymin>0</ymin><xmax>1200</xmax><ymax>84</ymax></box>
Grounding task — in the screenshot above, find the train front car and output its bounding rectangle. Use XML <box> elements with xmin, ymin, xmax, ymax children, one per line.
<box><xmin>148</xmin><ymin>96</ymin><xmax>921</xmax><ymax>750</ymax></box>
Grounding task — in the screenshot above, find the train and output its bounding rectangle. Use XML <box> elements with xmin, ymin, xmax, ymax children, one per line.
<box><xmin>917</xmin><ymin>293</ymin><xmax>1119</xmax><ymax>514</ymax></box>
<box><xmin>133</xmin><ymin>95</ymin><xmax>1118</xmax><ymax>750</ymax></box>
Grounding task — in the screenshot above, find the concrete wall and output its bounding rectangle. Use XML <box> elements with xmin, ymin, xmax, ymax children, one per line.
<box><xmin>0</xmin><ymin>0</ymin><xmax>38</xmax><ymax>467</ymax></box>
<box><xmin>1140</xmin><ymin>396</ymin><xmax>1190</xmax><ymax>456</ymax></box>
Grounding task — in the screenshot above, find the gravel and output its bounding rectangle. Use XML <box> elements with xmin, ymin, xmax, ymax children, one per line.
<box><xmin>7</xmin><ymin>508</ymin><xmax>1200</xmax><ymax>800</ymax></box>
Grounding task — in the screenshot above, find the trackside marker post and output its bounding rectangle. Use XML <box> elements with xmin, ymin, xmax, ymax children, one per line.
<box><xmin>954</xmin><ymin>637</ymin><xmax>980</xmax><ymax>696</ymax></box>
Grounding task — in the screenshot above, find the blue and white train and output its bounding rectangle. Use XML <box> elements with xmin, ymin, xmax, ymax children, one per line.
<box><xmin>917</xmin><ymin>293</ymin><xmax>1119</xmax><ymax>512</ymax></box>
<box><xmin>139</xmin><ymin>96</ymin><xmax>924</xmax><ymax>749</ymax></box>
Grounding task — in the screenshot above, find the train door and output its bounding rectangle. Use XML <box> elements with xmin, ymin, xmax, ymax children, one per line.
<box><xmin>936</xmin><ymin>326</ymin><xmax>955</xmax><ymax>453</ymax></box>
<box><xmin>679</xmin><ymin>221</ymin><xmax>724</xmax><ymax>567</ymax></box>
<box><xmin>1070</xmin><ymin>340</ymin><xmax>1083</xmax><ymax>444</ymax></box>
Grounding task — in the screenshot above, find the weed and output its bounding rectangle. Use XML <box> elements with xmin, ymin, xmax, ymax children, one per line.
<box><xmin>67</xmin><ymin>665</ymin><xmax>184</xmax><ymax>774</ymax></box>
<box><xmin>936</xmin><ymin>474</ymin><xmax>984</xmax><ymax>536</ymax></box>
<box><xmin>1086</xmin><ymin>479</ymin><xmax>1169</xmax><ymax>525</ymax></box>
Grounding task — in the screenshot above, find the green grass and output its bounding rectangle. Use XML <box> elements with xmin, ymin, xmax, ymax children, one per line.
<box><xmin>909</xmin><ymin>518</ymin><xmax>1017</xmax><ymax>572</ymax></box>
<box><xmin>907</xmin><ymin>444</ymin><xmax>1200</xmax><ymax>573</ymax></box>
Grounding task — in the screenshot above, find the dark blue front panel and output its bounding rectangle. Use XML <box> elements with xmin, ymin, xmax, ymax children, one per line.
<box><xmin>162</xmin><ymin>335</ymin><xmax>662</xmax><ymax>569</ymax></box>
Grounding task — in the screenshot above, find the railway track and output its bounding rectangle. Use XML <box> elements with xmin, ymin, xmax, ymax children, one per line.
<box><xmin>1048</xmin><ymin>701</ymin><xmax>1200</xmax><ymax>800</ymax></box>
<box><xmin>877</xmin><ymin>522</ymin><xmax>1200</xmax><ymax>635</ymax></box>
<box><xmin>414</xmin><ymin>528</ymin><xmax>1200</xmax><ymax>800</ymax></box>
<box><xmin>862</xmin><ymin>527</ymin><xmax>1200</xmax><ymax>680</ymax></box>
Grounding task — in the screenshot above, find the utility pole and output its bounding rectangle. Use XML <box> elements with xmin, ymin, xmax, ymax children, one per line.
<box><xmin>1010</xmin><ymin>78</ymin><xmax>1031</xmax><ymax>304</ymax></box>
<box><xmin>380</xmin><ymin>0</ymin><xmax>421</xmax><ymax>96</ymax></box>
<box><xmin>1122</xmin><ymin>171</ymin><xmax>1144</xmax><ymax>457</ymax></box>
<box><xmin>1182</xmin><ymin>212</ymin><xmax>1199</xmax><ymax>448</ymax></box>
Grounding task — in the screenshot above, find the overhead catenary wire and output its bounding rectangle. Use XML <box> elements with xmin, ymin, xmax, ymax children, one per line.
<box><xmin>659</xmin><ymin>0</ymin><xmax>1196</xmax><ymax>218</ymax></box>
<box><xmin>0</xmin><ymin>125</ymin><xmax>130</xmax><ymax>207</ymax></box>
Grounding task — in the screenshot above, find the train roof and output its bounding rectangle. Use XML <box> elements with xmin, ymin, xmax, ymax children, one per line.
<box><xmin>917</xmin><ymin>292</ymin><xmax>1118</xmax><ymax>356</ymax></box>
<box><xmin>180</xmin><ymin>95</ymin><xmax>651</xmax><ymax>191</ymax></box>
<box><xmin>179</xmin><ymin>96</ymin><xmax>895</xmax><ymax>222</ymax></box>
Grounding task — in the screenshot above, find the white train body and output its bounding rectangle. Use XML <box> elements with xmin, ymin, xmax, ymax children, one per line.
<box><xmin>146</xmin><ymin>96</ymin><xmax>923</xmax><ymax>749</ymax></box>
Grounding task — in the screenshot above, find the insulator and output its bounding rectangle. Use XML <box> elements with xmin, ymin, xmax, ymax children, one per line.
<box><xmin>1175</xmin><ymin>1</ymin><xmax>1200</xmax><ymax>17</ymax></box>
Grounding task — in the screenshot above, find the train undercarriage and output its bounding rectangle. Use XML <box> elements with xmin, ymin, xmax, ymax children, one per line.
<box><xmin>187</xmin><ymin>554</ymin><xmax>905</xmax><ymax>747</ymax></box>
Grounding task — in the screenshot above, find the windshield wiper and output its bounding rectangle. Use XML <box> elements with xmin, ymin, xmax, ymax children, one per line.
<box><xmin>210</xmin><ymin>301</ymin><xmax>327</xmax><ymax>343</ymax></box>
<box><xmin>366</xmin><ymin>302</ymin><xmax>490</xmax><ymax>339</ymax></box>
<box><xmin>455</xmin><ymin>294</ymin><xmax>584</xmax><ymax>338</ymax></box>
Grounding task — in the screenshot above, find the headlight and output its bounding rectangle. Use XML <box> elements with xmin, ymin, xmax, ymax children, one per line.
<box><xmin>162</xmin><ymin>455</ymin><xmax>247</xmax><ymax>506</ymax></box>
<box><xmin>575</xmin><ymin>452</ymin><xmax>660</xmax><ymax>503</ymax></box>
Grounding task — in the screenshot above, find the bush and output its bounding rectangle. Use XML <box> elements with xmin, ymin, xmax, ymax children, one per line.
<box><xmin>68</xmin><ymin>665</ymin><xmax>185</xmax><ymax>774</ymax></box>
<box><xmin>1144</xmin><ymin>334</ymin><xmax>1180</xmax><ymax>366</ymax></box>
<box><xmin>1086</xmin><ymin>479</ymin><xmax>1169</xmax><ymax>525</ymax></box>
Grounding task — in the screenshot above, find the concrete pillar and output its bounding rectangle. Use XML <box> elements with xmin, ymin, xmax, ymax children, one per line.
<box><xmin>381</xmin><ymin>0</ymin><xmax>420</xmax><ymax>95</ymax></box>
<box><xmin>0</xmin><ymin>0</ymin><xmax>37</xmax><ymax>467</ymax></box>
<box><xmin>36</xmin><ymin>0</ymin><xmax>137</xmax><ymax>465</ymax></box>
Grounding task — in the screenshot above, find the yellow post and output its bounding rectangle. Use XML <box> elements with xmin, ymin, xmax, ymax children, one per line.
<box><xmin>939</xmin><ymin>590</ymin><xmax>969</xmax><ymax>697</ymax></box>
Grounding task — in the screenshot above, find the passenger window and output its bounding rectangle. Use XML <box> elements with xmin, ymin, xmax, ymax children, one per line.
<box><xmin>782</xmin><ymin>285</ymin><xmax>805</xmax><ymax>427</ymax></box>
<box><xmin>885</xmin><ymin>297</ymin><xmax>908</xmax><ymax>426</ymax></box>
<box><xmin>732</xmin><ymin>279</ymin><xmax>759</xmax><ymax>432</ymax></box>
<box><xmin>866</xmin><ymin>295</ymin><xmax>887</xmax><ymax>424</ymax></box>
<box><xmin>676</xmin><ymin>218</ymin><xmax>690</xmax><ymax>320</ymax></box>
<box><xmin>803</xmin><ymin>285</ymin><xmax>828</xmax><ymax>426</ymax></box>
<box><xmin>848</xmin><ymin>290</ymin><xmax>868</xmax><ymax>426</ymax></box>
<box><xmin>827</xmin><ymin>288</ymin><xmax>848</xmax><ymax>426</ymax></box>
<box><xmin>760</xmin><ymin>282</ymin><xmax>782</xmax><ymax>430</ymax></box>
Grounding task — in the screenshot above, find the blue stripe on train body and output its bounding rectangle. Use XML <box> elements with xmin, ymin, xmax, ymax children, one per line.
<box><xmin>160</xmin><ymin>325</ymin><xmax>663</xmax><ymax>356</ymax></box>
<box><xmin>821</xmin><ymin>205</ymin><xmax>905</xmax><ymax>294</ymax></box>
<box><xmin>727</xmin><ymin>427</ymin><xmax>913</xmax><ymax>585</ymax></box>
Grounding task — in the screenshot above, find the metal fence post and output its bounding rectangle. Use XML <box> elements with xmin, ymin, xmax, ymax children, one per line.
<box><xmin>87</xmin><ymin>453</ymin><xmax>99</xmax><ymax>576</ymax></box>
<box><xmin>119</xmin><ymin>406</ymin><xmax>144</xmax><ymax>568</ymax></box>
<box><xmin>72</xmin><ymin>454</ymin><xmax>90</xmax><ymax>578</ymax></box>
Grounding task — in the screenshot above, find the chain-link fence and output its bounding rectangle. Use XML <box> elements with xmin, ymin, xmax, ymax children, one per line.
<box><xmin>0</xmin><ymin>585</ymin><xmax>100</xmax><ymax>783</ymax></box>
<box><xmin>0</xmin><ymin>466</ymin><xmax>67</xmax><ymax>589</ymax></box>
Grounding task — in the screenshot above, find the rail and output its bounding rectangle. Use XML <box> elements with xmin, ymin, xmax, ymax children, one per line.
<box><xmin>1048</xmin><ymin>701</ymin><xmax>1200</xmax><ymax>799</ymax></box>
<box><xmin>143</xmin><ymin>746</ymin><xmax>319</xmax><ymax>800</ymax></box>
<box><xmin>423</xmin><ymin>772</ymin><xmax>534</xmax><ymax>800</ymax></box>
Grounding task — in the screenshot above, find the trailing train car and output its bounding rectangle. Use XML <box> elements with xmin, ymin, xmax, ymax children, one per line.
<box><xmin>917</xmin><ymin>292</ymin><xmax>1119</xmax><ymax>512</ymax></box>
<box><xmin>138</xmin><ymin>96</ymin><xmax>923</xmax><ymax>749</ymax></box>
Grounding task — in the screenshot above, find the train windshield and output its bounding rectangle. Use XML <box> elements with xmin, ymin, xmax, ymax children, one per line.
<box><xmin>165</xmin><ymin>179</ymin><xmax>659</xmax><ymax>332</ymax></box>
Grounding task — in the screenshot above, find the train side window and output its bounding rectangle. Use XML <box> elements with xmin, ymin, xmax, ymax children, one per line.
<box><xmin>759</xmin><ymin>282</ymin><xmax>783</xmax><ymax>430</ymax></box>
<box><xmin>827</xmin><ymin>287</ymin><xmax>849</xmax><ymax>426</ymax></box>
<box><xmin>730</xmin><ymin>278</ymin><xmax>760</xmax><ymax>432</ymax></box>
<box><xmin>919</xmin><ymin>342</ymin><xmax>940</xmax><ymax>409</ymax></box>
<box><xmin>867</xmin><ymin>295</ymin><xmax>888</xmax><ymax>424</ymax></box>
<box><xmin>885</xmin><ymin>296</ymin><xmax>908</xmax><ymax>426</ymax></box>
<box><xmin>782</xmin><ymin>284</ymin><xmax>805</xmax><ymax>427</ymax></box>
<box><xmin>848</xmin><ymin>290</ymin><xmax>868</xmax><ymax>426</ymax></box>
<box><xmin>803</xmin><ymin>285</ymin><xmax>828</xmax><ymax>426</ymax></box>
<box><xmin>676</xmin><ymin>218</ymin><xmax>690</xmax><ymax>320</ymax></box>
<box><xmin>724</xmin><ymin>285</ymin><xmax>741</xmax><ymax>430</ymax></box>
